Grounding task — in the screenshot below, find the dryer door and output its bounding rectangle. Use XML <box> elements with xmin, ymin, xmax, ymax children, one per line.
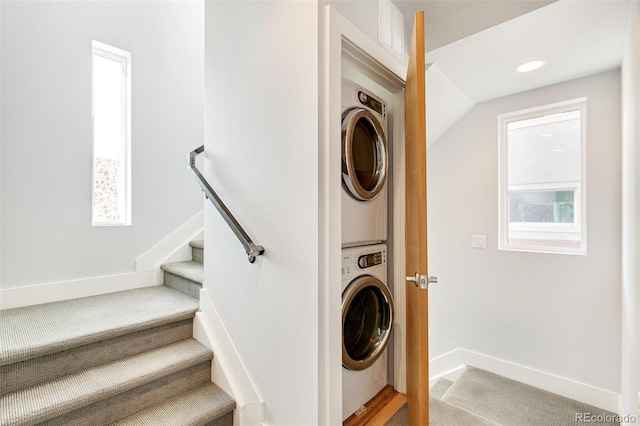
<box><xmin>342</xmin><ymin>108</ymin><xmax>388</xmax><ymax>201</ymax></box>
<box><xmin>342</xmin><ymin>275</ymin><xmax>394</xmax><ymax>371</ymax></box>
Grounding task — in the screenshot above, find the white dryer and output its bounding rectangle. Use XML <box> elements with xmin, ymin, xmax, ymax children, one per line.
<box><xmin>341</xmin><ymin>79</ymin><xmax>388</xmax><ymax>247</ymax></box>
<box><xmin>342</xmin><ymin>244</ymin><xmax>394</xmax><ymax>420</ymax></box>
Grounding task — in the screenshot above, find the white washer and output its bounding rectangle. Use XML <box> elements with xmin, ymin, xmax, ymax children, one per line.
<box><xmin>341</xmin><ymin>244</ymin><xmax>394</xmax><ymax>420</ymax></box>
<box><xmin>341</xmin><ymin>79</ymin><xmax>388</xmax><ymax>247</ymax></box>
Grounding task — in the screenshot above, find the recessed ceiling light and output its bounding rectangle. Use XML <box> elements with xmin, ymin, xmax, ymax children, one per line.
<box><xmin>516</xmin><ymin>60</ymin><xmax>546</xmax><ymax>73</ymax></box>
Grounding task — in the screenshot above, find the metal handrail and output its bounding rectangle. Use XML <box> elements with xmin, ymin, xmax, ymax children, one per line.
<box><xmin>188</xmin><ymin>145</ymin><xmax>264</xmax><ymax>263</ymax></box>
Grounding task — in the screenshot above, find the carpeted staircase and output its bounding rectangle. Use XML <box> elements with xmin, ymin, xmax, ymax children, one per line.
<box><xmin>0</xmin><ymin>241</ymin><xmax>235</xmax><ymax>426</ymax></box>
<box><xmin>387</xmin><ymin>366</ymin><xmax>621</xmax><ymax>426</ymax></box>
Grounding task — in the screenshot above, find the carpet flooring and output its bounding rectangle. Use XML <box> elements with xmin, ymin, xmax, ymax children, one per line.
<box><xmin>110</xmin><ymin>383</ymin><xmax>235</xmax><ymax>426</ymax></box>
<box><xmin>385</xmin><ymin>367</ymin><xmax>621</xmax><ymax>426</ymax></box>
<box><xmin>430</xmin><ymin>378</ymin><xmax>453</xmax><ymax>399</ymax></box>
<box><xmin>385</xmin><ymin>397</ymin><xmax>499</xmax><ymax>426</ymax></box>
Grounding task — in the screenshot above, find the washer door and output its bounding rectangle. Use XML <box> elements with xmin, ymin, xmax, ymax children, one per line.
<box><xmin>342</xmin><ymin>275</ymin><xmax>394</xmax><ymax>371</ymax></box>
<box><xmin>342</xmin><ymin>108</ymin><xmax>388</xmax><ymax>201</ymax></box>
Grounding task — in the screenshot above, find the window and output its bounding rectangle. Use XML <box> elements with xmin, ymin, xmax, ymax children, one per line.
<box><xmin>498</xmin><ymin>98</ymin><xmax>586</xmax><ymax>254</ymax></box>
<box><xmin>92</xmin><ymin>40</ymin><xmax>131</xmax><ymax>226</ymax></box>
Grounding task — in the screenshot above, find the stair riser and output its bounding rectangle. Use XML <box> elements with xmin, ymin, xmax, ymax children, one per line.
<box><xmin>192</xmin><ymin>247</ymin><xmax>204</xmax><ymax>263</ymax></box>
<box><xmin>0</xmin><ymin>320</ymin><xmax>193</xmax><ymax>396</ymax></box>
<box><xmin>45</xmin><ymin>362</ymin><xmax>211</xmax><ymax>426</ymax></box>
<box><xmin>164</xmin><ymin>272</ymin><xmax>202</xmax><ymax>299</ymax></box>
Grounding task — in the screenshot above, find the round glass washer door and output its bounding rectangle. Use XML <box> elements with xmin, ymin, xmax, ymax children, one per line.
<box><xmin>341</xmin><ymin>108</ymin><xmax>388</xmax><ymax>201</ymax></box>
<box><xmin>342</xmin><ymin>275</ymin><xmax>394</xmax><ymax>371</ymax></box>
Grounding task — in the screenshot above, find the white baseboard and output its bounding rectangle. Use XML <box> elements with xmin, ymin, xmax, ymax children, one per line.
<box><xmin>429</xmin><ymin>348</ymin><xmax>621</xmax><ymax>414</ymax></box>
<box><xmin>429</xmin><ymin>348</ymin><xmax>466</xmax><ymax>382</ymax></box>
<box><xmin>194</xmin><ymin>288</ymin><xmax>264</xmax><ymax>426</ymax></box>
<box><xmin>0</xmin><ymin>271</ymin><xmax>156</xmax><ymax>309</ymax></box>
<box><xmin>136</xmin><ymin>210</ymin><xmax>204</xmax><ymax>284</ymax></box>
<box><xmin>1</xmin><ymin>212</ymin><xmax>204</xmax><ymax>310</ymax></box>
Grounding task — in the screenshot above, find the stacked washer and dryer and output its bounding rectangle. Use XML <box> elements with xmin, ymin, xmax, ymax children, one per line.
<box><xmin>341</xmin><ymin>79</ymin><xmax>394</xmax><ymax>420</ymax></box>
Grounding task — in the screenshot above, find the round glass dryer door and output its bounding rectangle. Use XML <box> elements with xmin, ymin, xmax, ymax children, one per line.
<box><xmin>342</xmin><ymin>275</ymin><xmax>394</xmax><ymax>371</ymax></box>
<box><xmin>342</xmin><ymin>108</ymin><xmax>388</xmax><ymax>201</ymax></box>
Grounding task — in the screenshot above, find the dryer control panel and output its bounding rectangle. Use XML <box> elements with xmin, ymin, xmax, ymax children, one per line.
<box><xmin>357</xmin><ymin>90</ymin><xmax>385</xmax><ymax>117</ymax></box>
<box><xmin>342</xmin><ymin>78</ymin><xmax>387</xmax><ymax>126</ymax></box>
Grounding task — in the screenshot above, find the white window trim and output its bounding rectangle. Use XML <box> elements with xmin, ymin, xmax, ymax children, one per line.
<box><xmin>498</xmin><ymin>97</ymin><xmax>587</xmax><ymax>255</ymax></box>
<box><xmin>91</xmin><ymin>40</ymin><xmax>132</xmax><ymax>226</ymax></box>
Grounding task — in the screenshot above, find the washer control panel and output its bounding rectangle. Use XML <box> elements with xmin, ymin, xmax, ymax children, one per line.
<box><xmin>341</xmin><ymin>245</ymin><xmax>386</xmax><ymax>282</ymax></box>
<box><xmin>357</xmin><ymin>252</ymin><xmax>383</xmax><ymax>269</ymax></box>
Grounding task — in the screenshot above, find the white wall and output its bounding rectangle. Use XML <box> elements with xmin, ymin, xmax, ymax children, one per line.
<box><xmin>1</xmin><ymin>1</ymin><xmax>204</xmax><ymax>288</ymax></box>
<box><xmin>621</xmin><ymin>1</ymin><xmax>640</xmax><ymax>421</ymax></box>
<box><xmin>204</xmin><ymin>2</ymin><xmax>319</xmax><ymax>425</ymax></box>
<box><xmin>326</xmin><ymin>0</ymin><xmax>379</xmax><ymax>48</ymax></box>
<box><xmin>428</xmin><ymin>71</ymin><xmax>622</xmax><ymax>392</ymax></box>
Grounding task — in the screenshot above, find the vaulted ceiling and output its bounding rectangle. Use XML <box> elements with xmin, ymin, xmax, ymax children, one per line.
<box><xmin>394</xmin><ymin>0</ymin><xmax>633</xmax><ymax>145</ymax></box>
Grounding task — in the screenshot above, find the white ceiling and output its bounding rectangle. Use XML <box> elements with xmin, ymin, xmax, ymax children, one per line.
<box><xmin>412</xmin><ymin>0</ymin><xmax>633</xmax><ymax>145</ymax></box>
<box><xmin>425</xmin><ymin>0</ymin><xmax>633</xmax><ymax>103</ymax></box>
<box><xmin>396</xmin><ymin>0</ymin><xmax>556</xmax><ymax>51</ymax></box>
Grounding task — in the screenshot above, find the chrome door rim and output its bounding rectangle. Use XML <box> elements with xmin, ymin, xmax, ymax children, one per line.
<box><xmin>342</xmin><ymin>108</ymin><xmax>388</xmax><ymax>201</ymax></box>
<box><xmin>342</xmin><ymin>275</ymin><xmax>394</xmax><ymax>371</ymax></box>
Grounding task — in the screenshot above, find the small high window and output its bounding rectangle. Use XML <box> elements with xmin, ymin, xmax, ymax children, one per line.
<box><xmin>92</xmin><ymin>40</ymin><xmax>131</xmax><ymax>226</ymax></box>
<box><xmin>498</xmin><ymin>98</ymin><xmax>587</xmax><ymax>254</ymax></box>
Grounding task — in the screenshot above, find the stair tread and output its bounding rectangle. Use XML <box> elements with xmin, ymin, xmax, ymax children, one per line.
<box><xmin>189</xmin><ymin>240</ymin><xmax>204</xmax><ymax>249</ymax></box>
<box><xmin>430</xmin><ymin>378</ymin><xmax>454</xmax><ymax>399</ymax></box>
<box><xmin>110</xmin><ymin>382</ymin><xmax>235</xmax><ymax>426</ymax></box>
<box><xmin>161</xmin><ymin>261</ymin><xmax>204</xmax><ymax>284</ymax></box>
<box><xmin>0</xmin><ymin>339</ymin><xmax>212</xmax><ymax>426</ymax></box>
<box><xmin>0</xmin><ymin>286</ymin><xmax>199</xmax><ymax>366</ymax></box>
<box><xmin>430</xmin><ymin>397</ymin><xmax>500</xmax><ymax>426</ymax></box>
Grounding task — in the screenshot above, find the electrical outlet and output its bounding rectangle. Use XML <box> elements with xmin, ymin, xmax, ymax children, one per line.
<box><xmin>471</xmin><ymin>235</ymin><xmax>487</xmax><ymax>249</ymax></box>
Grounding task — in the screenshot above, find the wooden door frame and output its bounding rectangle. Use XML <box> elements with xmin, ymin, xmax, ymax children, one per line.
<box><xmin>320</xmin><ymin>5</ymin><xmax>417</xmax><ymax>424</ymax></box>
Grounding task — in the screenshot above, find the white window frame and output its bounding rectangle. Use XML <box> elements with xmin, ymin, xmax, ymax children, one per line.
<box><xmin>498</xmin><ymin>98</ymin><xmax>587</xmax><ymax>255</ymax></box>
<box><xmin>91</xmin><ymin>40</ymin><xmax>131</xmax><ymax>226</ymax></box>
